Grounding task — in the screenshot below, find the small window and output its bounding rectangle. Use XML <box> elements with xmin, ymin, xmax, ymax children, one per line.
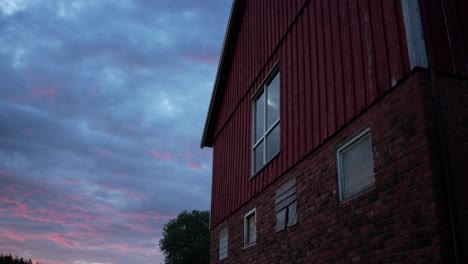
<box><xmin>219</xmin><ymin>227</ymin><xmax>228</xmax><ymax>260</ymax></box>
<box><xmin>252</xmin><ymin>68</ymin><xmax>280</xmax><ymax>174</ymax></box>
<box><xmin>243</xmin><ymin>209</ymin><xmax>256</xmax><ymax>247</ymax></box>
<box><xmin>337</xmin><ymin>128</ymin><xmax>375</xmax><ymax>200</ymax></box>
<box><xmin>275</xmin><ymin>177</ymin><xmax>297</xmax><ymax>232</ymax></box>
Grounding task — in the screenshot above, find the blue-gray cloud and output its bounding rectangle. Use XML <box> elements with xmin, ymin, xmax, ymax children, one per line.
<box><xmin>0</xmin><ymin>0</ymin><xmax>230</xmax><ymax>263</ymax></box>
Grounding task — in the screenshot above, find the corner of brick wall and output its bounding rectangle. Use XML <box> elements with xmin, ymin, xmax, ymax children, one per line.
<box><xmin>437</xmin><ymin>75</ymin><xmax>468</xmax><ymax>262</ymax></box>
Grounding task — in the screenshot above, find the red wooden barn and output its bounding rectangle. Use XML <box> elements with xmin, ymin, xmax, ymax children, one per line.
<box><xmin>201</xmin><ymin>0</ymin><xmax>468</xmax><ymax>263</ymax></box>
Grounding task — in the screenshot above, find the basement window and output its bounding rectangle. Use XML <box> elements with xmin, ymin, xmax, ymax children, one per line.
<box><xmin>252</xmin><ymin>67</ymin><xmax>280</xmax><ymax>175</ymax></box>
<box><xmin>337</xmin><ymin>128</ymin><xmax>375</xmax><ymax>200</ymax></box>
<box><xmin>243</xmin><ymin>208</ymin><xmax>257</xmax><ymax>247</ymax></box>
<box><xmin>219</xmin><ymin>227</ymin><xmax>228</xmax><ymax>260</ymax></box>
<box><xmin>275</xmin><ymin>177</ymin><xmax>297</xmax><ymax>232</ymax></box>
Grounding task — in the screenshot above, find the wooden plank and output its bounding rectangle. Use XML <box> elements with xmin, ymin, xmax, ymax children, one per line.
<box><xmin>298</xmin><ymin>13</ymin><xmax>306</xmax><ymax>158</ymax></box>
<box><xmin>381</xmin><ymin>0</ymin><xmax>405</xmax><ymax>87</ymax></box>
<box><xmin>245</xmin><ymin>95</ymin><xmax>251</xmax><ymax>204</ymax></box>
<box><xmin>236</xmin><ymin>110</ymin><xmax>241</xmax><ymax>209</ymax></box>
<box><xmin>286</xmin><ymin>35</ymin><xmax>293</xmax><ymax>170</ymax></box>
<box><xmin>291</xmin><ymin>17</ymin><xmax>300</xmax><ymax>164</ymax></box>
<box><xmin>264</xmin><ymin>0</ymin><xmax>269</xmax><ymax>67</ymax></box>
<box><xmin>445</xmin><ymin>0</ymin><xmax>465</xmax><ymax>75</ymax></box>
<box><xmin>268</xmin><ymin>0</ymin><xmax>273</xmax><ymax>59</ymax></box>
<box><xmin>274</xmin><ymin>0</ymin><xmax>280</xmax><ymax>50</ymax></box>
<box><xmin>280</xmin><ymin>0</ymin><xmax>286</xmax><ymax>45</ymax></box>
<box><xmin>227</xmin><ymin>125</ymin><xmax>233</xmax><ymax>216</ymax></box>
<box><xmin>220</xmin><ymin>132</ymin><xmax>226</xmax><ymax>222</ymax></box>
<box><xmin>243</xmin><ymin>98</ymin><xmax>247</xmax><ymax>206</ymax></box>
<box><xmin>359</xmin><ymin>0</ymin><xmax>377</xmax><ymax>105</ymax></box>
<box><xmin>349</xmin><ymin>0</ymin><xmax>366</xmax><ymax>113</ymax></box>
<box><xmin>323</xmin><ymin>0</ymin><xmax>336</xmax><ymax>135</ymax></box>
<box><xmin>303</xmin><ymin>4</ymin><xmax>313</xmax><ymax>153</ymax></box>
<box><xmin>457</xmin><ymin>0</ymin><xmax>468</xmax><ymax>75</ymax></box>
<box><xmin>401</xmin><ymin>0</ymin><xmax>429</xmax><ymax>70</ymax></box>
<box><xmin>280</xmin><ymin>45</ymin><xmax>287</xmax><ymax>175</ymax></box>
<box><xmin>339</xmin><ymin>0</ymin><xmax>356</xmax><ymax>122</ymax></box>
<box><xmin>310</xmin><ymin>1</ymin><xmax>320</xmax><ymax>148</ymax></box>
<box><xmin>370</xmin><ymin>0</ymin><xmax>390</xmax><ymax>97</ymax></box>
<box><xmin>316</xmin><ymin>0</ymin><xmax>328</xmax><ymax>143</ymax></box>
<box><xmin>330</xmin><ymin>0</ymin><xmax>345</xmax><ymax>129</ymax></box>
<box><xmin>211</xmin><ymin>146</ymin><xmax>217</xmax><ymax>226</ymax></box>
<box><xmin>395</xmin><ymin>0</ymin><xmax>411</xmax><ymax>73</ymax></box>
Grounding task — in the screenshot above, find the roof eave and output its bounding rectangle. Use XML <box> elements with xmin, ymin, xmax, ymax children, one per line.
<box><xmin>200</xmin><ymin>0</ymin><xmax>242</xmax><ymax>148</ymax></box>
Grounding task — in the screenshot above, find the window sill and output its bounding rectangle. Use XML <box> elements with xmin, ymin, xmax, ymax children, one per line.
<box><xmin>250</xmin><ymin>150</ymin><xmax>280</xmax><ymax>180</ymax></box>
<box><xmin>243</xmin><ymin>242</ymin><xmax>256</xmax><ymax>249</ymax></box>
<box><xmin>339</xmin><ymin>183</ymin><xmax>375</xmax><ymax>204</ymax></box>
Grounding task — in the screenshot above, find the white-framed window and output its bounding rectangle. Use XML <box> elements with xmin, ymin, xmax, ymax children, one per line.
<box><xmin>243</xmin><ymin>208</ymin><xmax>256</xmax><ymax>247</ymax></box>
<box><xmin>275</xmin><ymin>177</ymin><xmax>297</xmax><ymax>232</ymax></box>
<box><xmin>219</xmin><ymin>227</ymin><xmax>228</xmax><ymax>260</ymax></box>
<box><xmin>336</xmin><ymin>128</ymin><xmax>375</xmax><ymax>200</ymax></box>
<box><xmin>252</xmin><ymin>67</ymin><xmax>280</xmax><ymax>175</ymax></box>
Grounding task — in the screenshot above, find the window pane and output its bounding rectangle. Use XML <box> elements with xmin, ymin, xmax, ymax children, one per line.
<box><xmin>254</xmin><ymin>141</ymin><xmax>264</xmax><ymax>172</ymax></box>
<box><xmin>248</xmin><ymin>215</ymin><xmax>256</xmax><ymax>243</ymax></box>
<box><xmin>267</xmin><ymin>73</ymin><xmax>280</xmax><ymax>128</ymax></box>
<box><xmin>255</xmin><ymin>93</ymin><xmax>265</xmax><ymax>142</ymax></box>
<box><xmin>342</xmin><ymin>134</ymin><xmax>374</xmax><ymax>198</ymax></box>
<box><xmin>266</xmin><ymin>124</ymin><xmax>280</xmax><ymax>161</ymax></box>
<box><xmin>287</xmin><ymin>201</ymin><xmax>297</xmax><ymax>227</ymax></box>
<box><xmin>276</xmin><ymin>208</ymin><xmax>287</xmax><ymax>232</ymax></box>
<box><xmin>219</xmin><ymin>227</ymin><xmax>228</xmax><ymax>260</ymax></box>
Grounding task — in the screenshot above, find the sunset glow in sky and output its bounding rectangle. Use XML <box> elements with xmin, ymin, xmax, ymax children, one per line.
<box><xmin>0</xmin><ymin>0</ymin><xmax>231</xmax><ymax>263</ymax></box>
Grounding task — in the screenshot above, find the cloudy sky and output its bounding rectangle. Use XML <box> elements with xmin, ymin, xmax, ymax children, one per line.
<box><xmin>0</xmin><ymin>0</ymin><xmax>231</xmax><ymax>263</ymax></box>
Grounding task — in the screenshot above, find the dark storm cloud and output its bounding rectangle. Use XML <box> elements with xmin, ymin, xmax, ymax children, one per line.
<box><xmin>0</xmin><ymin>0</ymin><xmax>231</xmax><ymax>263</ymax></box>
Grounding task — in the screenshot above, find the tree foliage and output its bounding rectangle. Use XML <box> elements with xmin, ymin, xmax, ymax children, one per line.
<box><xmin>0</xmin><ymin>253</ymin><xmax>39</xmax><ymax>264</ymax></box>
<box><xmin>159</xmin><ymin>210</ymin><xmax>210</xmax><ymax>264</ymax></box>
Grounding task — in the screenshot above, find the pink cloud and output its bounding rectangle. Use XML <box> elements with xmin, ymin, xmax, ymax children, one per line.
<box><xmin>112</xmin><ymin>172</ymin><xmax>129</xmax><ymax>178</ymax></box>
<box><xmin>97</xmin><ymin>183</ymin><xmax>127</xmax><ymax>192</ymax></box>
<box><xmin>95</xmin><ymin>183</ymin><xmax>147</xmax><ymax>201</ymax></box>
<box><xmin>150</xmin><ymin>150</ymin><xmax>172</xmax><ymax>161</ymax></box>
<box><xmin>5</xmin><ymin>186</ymin><xmax>16</xmax><ymax>193</ymax></box>
<box><xmin>188</xmin><ymin>53</ymin><xmax>218</xmax><ymax>65</ymax></box>
<box><xmin>128</xmin><ymin>192</ymin><xmax>147</xmax><ymax>201</ymax></box>
<box><xmin>118</xmin><ymin>211</ymin><xmax>175</xmax><ymax>223</ymax></box>
<box><xmin>0</xmin><ymin>170</ymin><xmax>14</xmax><ymax>178</ymax></box>
<box><xmin>23</xmin><ymin>189</ymin><xmax>43</xmax><ymax>197</ymax></box>
<box><xmin>62</xmin><ymin>178</ymin><xmax>80</xmax><ymax>184</ymax></box>
<box><xmin>30</xmin><ymin>87</ymin><xmax>61</xmax><ymax>98</ymax></box>
<box><xmin>95</xmin><ymin>149</ymin><xmax>113</xmax><ymax>157</ymax></box>
<box><xmin>186</xmin><ymin>162</ymin><xmax>203</xmax><ymax>170</ymax></box>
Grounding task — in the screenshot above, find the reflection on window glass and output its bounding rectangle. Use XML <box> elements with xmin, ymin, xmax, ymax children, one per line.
<box><xmin>255</xmin><ymin>93</ymin><xmax>265</xmax><ymax>143</ymax></box>
<box><xmin>254</xmin><ymin>141</ymin><xmax>264</xmax><ymax>172</ymax></box>
<box><xmin>267</xmin><ymin>74</ymin><xmax>280</xmax><ymax>128</ymax></box>
<box><xmin>266</xmin><ymin>124</ymin><xmax>280</xmax><ymax>161</ymax></box>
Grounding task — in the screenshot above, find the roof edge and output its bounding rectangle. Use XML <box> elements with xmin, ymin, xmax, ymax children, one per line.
<box><xmin>200</xmin><ymin>0</ymin><xmax>242</xmax><ymax>148</ymax></box>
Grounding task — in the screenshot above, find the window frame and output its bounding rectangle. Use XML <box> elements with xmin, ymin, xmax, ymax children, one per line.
<box><xmin>252</xmin><ymin>65</ymin><xmax>280</xmax><ymax>176</ymax></box>
<box><xmin>219</xmin><ymin>227</ymin><xmax>228</xmax><ymax>260</ymax></box>
<box><xmin>243</xmin><ymin>208</ymin><xmax>257</xmax><ymax>248</ymax></box>
<box><xmin>336</xmin><ymin>128</ymin><xmax>375</xmax><ymax>201</ymax></box>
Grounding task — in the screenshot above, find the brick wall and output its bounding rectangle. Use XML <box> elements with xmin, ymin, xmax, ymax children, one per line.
<box><xmin>210</xmin><ymin>70</ymin><xmax>458</xmax><ymax>263</ymax></box>
<box><xmin>437</xmin><ymin>75</ymin><xmax>468</xmax><ymax>262</ymax></box>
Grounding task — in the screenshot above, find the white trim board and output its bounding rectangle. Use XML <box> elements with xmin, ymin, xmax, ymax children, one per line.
<box><xmin>400</xmin><ymin>0</ymin><xmax>428</xmax><ymax>69</ymax></box>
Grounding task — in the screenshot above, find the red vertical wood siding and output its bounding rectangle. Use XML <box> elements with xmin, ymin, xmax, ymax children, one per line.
<box><xmin>209</xmin><ymin>0</ymin><xmax>429</xmax><ymax>227</ymax></box>
<box><xmin>418</xmin><ymin>0</ymin><xmax>468</xmax><ymax>76</ymax></box>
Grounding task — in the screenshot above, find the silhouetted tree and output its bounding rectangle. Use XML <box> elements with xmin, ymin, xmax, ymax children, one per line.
<box><xmin>159</xmin><ymin>210</ymin><xmax>210</xmax><ymax>264</ymax></box>
<box><xmin>0</xmin><ymin>253</ymin><xmax>40</xmax><ymax>264</ymax></box>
